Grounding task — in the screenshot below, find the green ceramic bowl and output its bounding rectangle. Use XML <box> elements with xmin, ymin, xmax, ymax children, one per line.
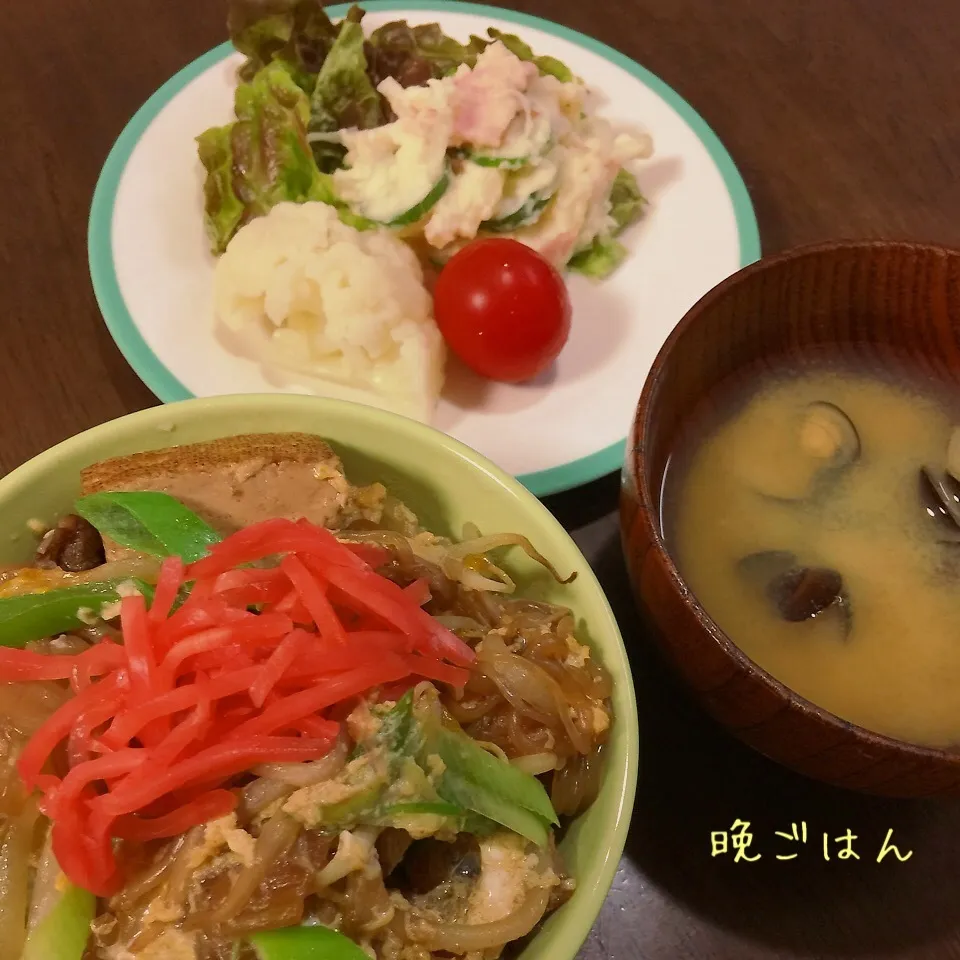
<box><xmin>0</xmin><ymin>394</ymin><xmax>637</xmax><ymax>959</ymax></box>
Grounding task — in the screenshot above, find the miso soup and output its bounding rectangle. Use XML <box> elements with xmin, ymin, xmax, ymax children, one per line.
<box><xmin>665</xmin><ymin>366</ymin><xmax>960</xmax><ymax>749</ymax></box>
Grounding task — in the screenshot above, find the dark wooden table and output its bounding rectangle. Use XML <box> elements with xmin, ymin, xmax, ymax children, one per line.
<box><xmin>4</xmin><ymin>0</ymin><xmax>960</xmax><ymax>957</ymax></box>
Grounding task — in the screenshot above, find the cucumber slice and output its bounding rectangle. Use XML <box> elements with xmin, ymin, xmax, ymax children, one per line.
<box><xmin>382</xmin><ymin>169</ymin><xmax>450</xmax><ymax>227</ymax></box>
<box><xmin>469</xmin><ymin>112</ymin><xmax>553</xmax><ymax>169</ymax></box>
<box><xmin>482</xmin><ymin>191</ymin><xmax>553</xmax><ymax>232</ymax></box>
<box><xmin>494</xmin><ymin>156</ymin><xmax>559</xmax><ymax>214</ymax></box>
<box><xmin>482</xmin><ymin>155</ymin><xmax>559</xmax><ymax>232</ymax></box>
<box><xmin>472</xmin><ymin>153</ymin><xmax>529</xmax><ymax>170</ymax></box>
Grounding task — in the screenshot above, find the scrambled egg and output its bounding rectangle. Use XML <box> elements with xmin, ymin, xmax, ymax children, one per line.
<box><xmin>564</xmin><ymin>635</ymin><xmax>591</xmax><ymax>669</ymax></box>
<box><xmin>467</xmin><ymin>832</ymin><xmax>560</xmax><ymax>925</ymax></box>
<box><xmin>316</xmin><ymin>827</ymin><xmax>380</xmax><ymax>887</ymax></box>
<box><xmin>282</xmin><ymin>754</ymin><xmax>380</xmax><ymax>828</ymax></box>
<box><xmin>184</xmin><ymin>813</ymin><xmax>256</xmax><ymax>871</ymax></box>
<box><xmin>592</xmin><ymin>705</ymin><xmax>610</xmax><ymax>735</ymax></box>
<box><xmin>346</xmin><ymin>700</ymin><xmax>383</xmax><ymax>743</ymax></box>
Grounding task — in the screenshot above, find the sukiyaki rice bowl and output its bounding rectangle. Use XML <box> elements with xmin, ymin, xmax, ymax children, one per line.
<box><xmin>0</xmin><ymin>394</ymin><xmax>636</xmax><ymax>960</ymax></box>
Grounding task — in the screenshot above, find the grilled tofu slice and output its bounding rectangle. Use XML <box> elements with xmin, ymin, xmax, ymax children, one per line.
<box><xmin>80</xmin><ymin>433</ymin><xmax>361</xmax><ymax>558</ymax></box>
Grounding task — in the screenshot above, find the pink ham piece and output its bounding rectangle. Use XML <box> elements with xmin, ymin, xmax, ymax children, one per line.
<box><xmin>451</xmin><ymin>42</ymin><xmax>538</xmax><ymax>148</ymax></box>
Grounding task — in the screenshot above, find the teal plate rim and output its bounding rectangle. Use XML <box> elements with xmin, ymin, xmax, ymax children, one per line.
<box><xmin>87</xmin><ymin>0</ymin><xmax>762</xmax><ymax>500</ymax></box>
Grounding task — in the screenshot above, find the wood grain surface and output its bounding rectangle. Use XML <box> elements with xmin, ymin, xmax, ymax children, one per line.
<box><xmin>2</xmin><ymin>0</ymin><xmax>960</xmax><ymax>957</ymax></box>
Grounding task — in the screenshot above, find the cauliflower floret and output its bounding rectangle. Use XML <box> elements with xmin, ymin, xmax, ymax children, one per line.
<box><xmin>214</xmin><ymin>202</ymin><xmax>445</xmax><ymax>424</ymax></box>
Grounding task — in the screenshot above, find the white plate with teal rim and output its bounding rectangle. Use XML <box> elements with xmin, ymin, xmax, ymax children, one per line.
<box><xmin>88</xmin><ymin>0</ymin><xmax>760</xmax><ymax>498</ymax></box>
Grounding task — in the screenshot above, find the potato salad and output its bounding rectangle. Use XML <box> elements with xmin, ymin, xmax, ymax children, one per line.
<box><xmin>331</xmin><ymin>41</ymin><xmax>653</xmax><ymax>275</ymax></box>
<box><xmin>198</xmin><ymin>1</ymin><xmax>655</xmax><ymax>280</ymax></box>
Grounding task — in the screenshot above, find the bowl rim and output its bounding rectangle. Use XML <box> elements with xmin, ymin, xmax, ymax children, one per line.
<box><xmin>0</xmin><ymin>392</ymin><xmax>640</xmax><ymax>954</ymax></box>
<box><xmin>628</xmin><ymin>238</ymin><xmax>960</xmax><ymax>765</ymax></box>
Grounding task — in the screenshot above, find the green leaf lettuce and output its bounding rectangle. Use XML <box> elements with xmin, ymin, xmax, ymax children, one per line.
<box><xmin>481</xmin><ymin>28</ymin><xmax>575</xmax><ymax>82</ymax></box>
<box><xmin>609</xmin><ymin>167</ymin><xmax>645</xmax><ymax>230</ymax></box>
<box><xmin>196</xmin><ymin>60</ymin><xmax>336</xmax><ymax>254</ymax></box>
<box><xmin>309</xmin><ymin>13</ymin><xmax>382</xmax><ymax>170</ymax></box>
<box><xmin>569</xmin><ymin>168</ymin><xmax>647</xmax><ymax>279</ymax></box>
<box><xmin>567</xmin><ymin>237</ymin><xmax>629</xmax><ymax>279</ymax></box>
<box><xmin>227</xmin><ymin>0</ymin><xmax>340</xmax><ymax>87</ymax></box>
<box><xmin>368</xmin><ymin>21</ymin><xmax>477</xmax><ymax>83</ymax></box>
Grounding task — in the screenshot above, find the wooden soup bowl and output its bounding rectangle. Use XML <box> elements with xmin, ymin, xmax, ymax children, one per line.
<box><xmin>620</xmin><ymin>240</ymin><xmax>960</xmax><ymax>797</ymax></box>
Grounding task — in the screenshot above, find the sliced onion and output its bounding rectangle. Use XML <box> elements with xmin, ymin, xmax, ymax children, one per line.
<box><xmin>0</xmin><ymin>731</ymin><xmax>27</xmax><ymax>817</ymax></box>
<box><xmin>213</xmin><ymin>812</ymin><xmax>300</xmax><ymax>922</ymax></box>
<box><xmin>457</xmin><ymin>564</ymin><xmax>515</xmax><ymax>594</ymax></box>
<box><xmin>498</xmin><ymin>597</ymin><xmax>572</xmax><ymax>625</ymax></box>
<box><xmin>113</xmin><ymin>835</ymin><xmax>186</xmax><ymax>913</ymax></box>
<box><xmin>409</xmin><ymin>887</ymin><xmax>550</xmax><ymax>952</ymax></box>
<box><xmin>445</xmin><ymin>694</ymin><xmax>498</xmax><ymax>724</ymax></box>
<box><xmin>237</xmin><ymin>778</ymin><xmax>295</xmax><ymax>823</ymax></box>
<box><xmin>511</xmin><ymin>752</ymin><xmax>559</xmax><ymax>776</ymax></box>
<box><xmin>0</xmin><ymin>798</ymin><xmax>39</xmax><ymax>957</ymax></box>
<box><xmin>433</xmin><ymin>615</ymin><xmax>484</xmax><ymax>632</ymax></box>
<box><xmin>478</xmin><ymin>636</ymin><xmax>558</xmax><ymax>720</ymax></box>
<box><xmin>337</xmin><ymin>530</ymin><xmax>414</xmax><ymax>561</ymax></box>
<box><xmin>253</xmin><ymin>734</ymin><xmax>348</xmax><ymax>786</ymax></box>
<box><xmin>0</xmin><ymin>682</ymin><xmax>69</xmax><ymax>737</ymax></box>
<box><xmin>475</xmin><ymin>740</ymin><xmax>510</xmax><ymax>763</ymax></box>
<box><xmin>553</xmin><ymin>698</ymin><xmax>592</xmax><ymax>756</ymax></box>
<box><xmin>27</xmin><ymin>825</ymin><xmax>58</xmax><ymax>932</ymax></box>
<box><xmin>552</xmin><ymin>741</ymin><xmax>606</xmax><ymax>816</ymax></box>
<box><xmin>505</xmin><ymin>708</ymin><xmax>554</xmax><ymax>755</ymax></box>
<box><xmin>80</xmin><ymin>556</ymin><xmax>163</xmax><ymax>586</ymax></box>
<box><xmin>0</xmin><ymin>557</ymin><xmax>162</xmax><ymax>600</ymax></box>
<box><xmin>316</xmin><ymin>827</ymin><xmax>378</xmax><ymax>888</ymax></box>
<box><xmin>163</xmin><ymin>825</ymin><xmax>206</xmax><ymax>910</ymax></box>
<box><xmin>445</xmin><ymin>533</ymin><xmax>576</xmax><ymax>584</ymax></box>
<box><xmin>479</xmin><ymin>635</ymin><xmax>594</xmax><ymax>755</ymax></box>
<box><xmin>198</xmin><ymin>888</ymin><xmax>304</xmax><ymax>937</ymax></box>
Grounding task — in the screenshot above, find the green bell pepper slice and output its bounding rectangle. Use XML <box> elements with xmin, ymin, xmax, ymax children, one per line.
<box><xmin>22</xmin><ymin>839</ymin><xmax>94</xmax><ymax>960</ymax></box>
<box><xmin>247</xmin><ymin>925</ymin><xmax>371</xmax><ymax>959</ymax></box>
<box><xmin>0</xmin><ymin>578</ymin><xmax>155</xmax><ymax>648</ymax></box>
<box><xmin>427</xmin><ymin>725</ymin><xmax>559</xmax><ymax>847</ymax></box>
<box><xmin>74</xmin><ymin>491</ymin><xmax>222</xmax><ymax>563</ymax></box>
<box><xmin>21</xmin><ymin>884</ymin><xmax>94</xmax><ymax>960</ymax></box>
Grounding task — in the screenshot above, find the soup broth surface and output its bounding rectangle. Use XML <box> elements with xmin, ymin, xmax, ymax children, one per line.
<box><xmin>668</xmin><ymin>367</ymin><xmax>960</xmax><ymax>748</ymax></box>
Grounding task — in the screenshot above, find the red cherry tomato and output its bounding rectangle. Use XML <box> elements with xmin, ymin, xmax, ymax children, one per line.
<box><xmin>433</xmin><ymin>238</ymin><xmax>572</xmax><ymax>383</ymax></box>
